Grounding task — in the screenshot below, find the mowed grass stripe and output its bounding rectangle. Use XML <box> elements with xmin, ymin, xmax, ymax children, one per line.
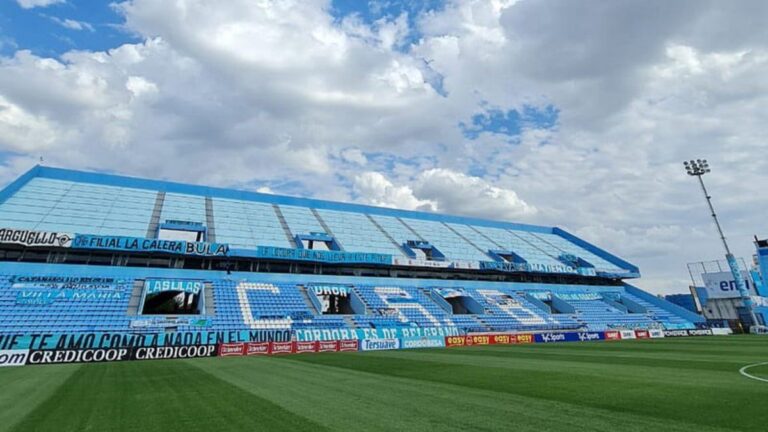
<box><xmin>290</xmin><ymin>341</ymin><xmax>768</xmax><ymax>430</ymax></box>
<box><xmin>0</xmin><ymin>363</ymin><xmax>81</xmax><ymax>431</ymax></box>
<box><xmin>193</xmin><ymin>355</ymin><xmax>729</xmax><ymax>432</ymax></box>
<box><xmin>8</xmin><ymin>360</ymin><xmax>328</xmax><ymax>432</ymax></box>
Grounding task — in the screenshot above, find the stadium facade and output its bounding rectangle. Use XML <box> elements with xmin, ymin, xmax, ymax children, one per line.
<box><xmin>0</xmin><ymin>166</ymin><xmax>706</xmax><ymax>364</ymax></box>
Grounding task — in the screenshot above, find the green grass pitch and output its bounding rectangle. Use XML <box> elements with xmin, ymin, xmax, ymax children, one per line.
<box><xmin>1</xmin><ymin>336</ymin><xmax>767</xmax><ymax>431</ymax></box>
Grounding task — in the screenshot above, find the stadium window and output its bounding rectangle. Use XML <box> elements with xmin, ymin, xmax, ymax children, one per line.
<box><xmin>157</xmin><ymin>220</ymin><xmax>206</xmax><ymax>242</ymax></box>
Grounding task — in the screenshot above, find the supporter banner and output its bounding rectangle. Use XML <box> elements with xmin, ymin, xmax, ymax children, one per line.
<box><xmin>445</xmin><ymin>335</ymin><xmax>467</xmax><ymax>347</ymax></box>
<box><xmin>15</xmin><ymin>288</ymin><xmax>123</xmax><ymax>306</ymax></box>
<box><xmin>219</xmin><ymin>343</ymin><xmax>245</xmax><ymax>357</ymax></box>
<box><xmin>130</xmin><ymin>317</ymin><xmax>212</xmax><ymax>329</ymax></box>
<box><xmin>664</xmin><ymin>330</ymin><xmax>689</xmax><ymax>337</ymax></box>
<box><xmin>293</xmin><ymin>326</ymin><xmax>461</xmax><ymax>342</ymax></box>
<box><xmin>605</xmin><ymin>331</ymin><xmax>621</xmax><ymax>341</ymax></box>
<box><xmin>311</xmin><ymin>285</ymin><xmax>349</xmax><ymax>297</ymax></box>
<box><xmin>132</xmin><ymin>345</ymin><xmax>218</xmax><ymax>361</ymax></box>
<box><xmin>245</xmin><ymin>342</ymin><xmax>270</xmax><ymax>356</ymax></box>
<box><xmin>5</xmin><ymin>329</ymin><xmax>291</xmax><ymax>350</ymax></box>
<box><xmin>619</xmin><ymin>330</ymin><xmax>637</xmax><ymax>340</ymax></box>
<box><xmin>146</xmin><ymin>279</ymin><xmax>204</xmax><ymax>295</ymax></box>
<box><xmin>479</xmin><ymin>261</ymin><xmax>527</xmax><ymax>273</ymax></box>
<box><xmin>253</xmin><ymin>246</ymin><xmax>391</xmax><ymax>265</ymax></box>
<box><xmin>688</xmin><ymin>329</ymin><xmax>713</xmax><ymax>336</ymax></box>
<box><xmin>0</xmin><ymin>228</ymin><xmax>72</xmax><ymax>248</ymax></box>
<box><xmin>649</xmin><ymin>329</ymin><xmax>665</xmax><ymax>339</ymax></box>
<box><xmin>338</xmin><ymin>340</ymin><xmax>358</xmax><ymax>352</ymax></box>
<box><xmin>318</xmin><ymin>341</ymin><xmax>339</xmax><ymax>353</ymax></box>
<box><xmin>296</xmin><ymin>341</ymin><xmax>318</xmax><ymax>354</ymax></box>
<box><xmin>392</xmin><ymin>258</ymin><xmax>480</xmax><ymax>270</ymax></box>
<box><xmin>11</xmin><ymin>276</ymin><xmax>117</xmax><ymax>289</ymax></box>
<box><xmin>0</xmin><ymin>349</ymin><xmax>29</xmax><ymax>367</ymax></box>
<box><xmin>361</xmin><ymin>339</ymin><xmax>400</xmax><ymax>351</ymax></box>
<box><xmin>27</xmin><ymin>348</ymin><xmax>131</xmax><ymax>365</ymax></box>
<box><xmin>702</xmin><ymin>271</ymin><xmax>757</xmax><ymax>299</ymax></box>
<box><xmin>271</xmin><ymin>342</ymin><xmax>295</xmax><ymax>355</ymax></box>
<box><xmin>401</xmin><ymin>336</ymin><xmax>446</xmax><ymax>349</ymax></box>
<box><xmin>72</xmin><ymin>234</ymin><xmax>229</xmax><ymax>257</ymax></box>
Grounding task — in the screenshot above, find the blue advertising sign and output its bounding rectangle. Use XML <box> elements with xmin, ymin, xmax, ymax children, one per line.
<box><xmin>72</xmin><ymin>234</ymin><xmax>229</xmax><ymax>257</ymax></box>
<box><xmin>400</xmin><ymin>335</ymin><xmax>446</xmax><ymax>349</ymax></box>
<box><xmin>534</xmin><ymin>332</ymin><xmax>605</xmax><ymax>343</ymax></box>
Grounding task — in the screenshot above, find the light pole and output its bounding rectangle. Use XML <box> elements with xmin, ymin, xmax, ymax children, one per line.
<box><xmin>683</xmin><ymin>159</ymin><xmax>758</xmax><ymax>328</ymax></box>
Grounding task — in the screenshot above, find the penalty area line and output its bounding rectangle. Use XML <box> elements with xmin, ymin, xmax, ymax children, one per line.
<box><xmin>739</xmin><ymin>362</ymin><xmax>768</xmax><ymax>383</ymax></box>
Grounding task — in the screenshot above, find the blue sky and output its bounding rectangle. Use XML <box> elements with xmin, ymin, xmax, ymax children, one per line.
<box><xmin>0</xmin><ymin>1</ymin><xmax>767</xmax><ymax>295</ymax></box>
<box><xmin>0</xmin><ymin>1</ymin><xmax>137</xmax><ymax>57</ymax></box>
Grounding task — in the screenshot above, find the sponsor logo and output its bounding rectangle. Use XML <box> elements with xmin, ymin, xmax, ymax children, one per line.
<box><xmin>492</xmin><ymin>334</ymin><xmax>512</xmax><ymax>345</ymax></box>
<box><xmin>619</xmin><ymin>330</ymin><xmax>636</xmax><ymax>340</ymax></box>
<box><xmin>296</xmin><ymin>341</ymin><xmax>317</xmax><ymax>354</ymax></box>
<box><xmin>361</xmin><ymin>339</ymin><xmax>400</xmax><ymax>351</ymax></box>
<box><xmin>245</xmin><ymin>342</ymin><xmax>270</xmax><ymax>355</ymax></box>
<box><xmin>0</xmin><ymin>349</ymin><xmax>29</xmax><ymax>367</ymax></box>
<box><xmin>515</xmin><ymin>334</ymin><xmax>534</xmax><ymax>344</ymax></box>
<box><xmin>688</xmin><ymin>329</ymin><xmax>713</xmax><ymax>336</ymax></box>
<box><xmin>318</xmin><ymin>341</ymin><xmax>339</xmax><ymax>352</ymax></box>
<box><xmin>339</xmin><ymin>340</ymin><xmax>358</xmax><ymax>352</ymax></box>
<box><xmin>401</xmin><ymin>337</ymin><xmax>445</xmax><ymax>349</ymax></box>
<box><xmin>604</xmin><ymin>331</ymin><xmax>621</xmax><ymax>340</ymax></box>
<box><xmin>270</xmin><ymin>342</ymin><xmax>295</xmax><ymax>355</ymax></box>
<box><xmin>28</xmin><ymin>348</ymin><xmax>130</xmax><ymax>365</ymax></box>
<box><xmin>132</xmin><ymin>345</ymin><xmax>217</xmax><ymax>361</ymax></box>
<box><xmin>445</xmin><ymin>336</ymin><xmax>466</xmax><ymax>347</ymax></box>
<box><xmin>648</xmin><ymin>329</ymin><xmax>665</xmax><ymax>339</ymax></box>
<box><xmin>578</xmin><ymin>332</ymin><xmax>603</xmax><ymax>342</ymax></box>
<box><xmin>635</xmin><ymin>330</ymin><xmax>650</xmax><ymax>339</ymax></box>
<box><xmin>467</xmin><ymin>335</ymin><xmax>491</xmax><ymax>345</ymax></box>
<box><xmin>664</xmin><ymin>330</ymin><xmax>689</xmax><ymax>337</ymax></box>
<box><xmin>539</xmin><ymin>333</ymin><xmax>567</xmax><ymax>343</ymax></box>
<box><xmin>219</xmin><ymin>343</ymin><xmax>244</xmax><ymax>357</ymax></box>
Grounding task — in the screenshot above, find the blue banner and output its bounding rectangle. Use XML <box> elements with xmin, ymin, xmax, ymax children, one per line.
<box><xmin>249</xmin><ymin>246</ymin><xmax>392</xmax><ymax>265</ymax></box>
<box><xmin>146</xmin><ymin>279</ymin><xmax>204</xmax><ymax>295</ymax></box>
<box><xmin>72</xmin><ymin>234</ymin><xmax>229</xmax><ymax>257</ymax></box>
<box><xmin>293</xmin><ymin>326</ymin><xmax>461</xmax><ymax>342</ymax></box>
<box><xmin>400</xmin><ymin>335</ymin><xmax>446</xmax><ymax>349</ymax></box>
<box><xmin>534</xmin><ymin>331</ymin><xmax>605</xmax><ymax>343</ymax></box>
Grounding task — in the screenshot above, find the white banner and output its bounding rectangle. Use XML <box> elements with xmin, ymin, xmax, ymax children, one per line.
<box><xmin>702</xmin><ymin>271</ymin><xmax>757</xmax><ymax>299</ymax></box>
<box><xmin>620</xmin><ymin>330</ymin><xmax>636</xmax><ymax>340</ymax></box>
<box><xmin>0</xmin><ymin>350</ymin><xmax>29</xmax><ymax>367</ymax></box>
<box><xmin>648</xmin><ymin>329</ymin><xmax>665</xmax><ymax>339</ymax></box>
<box><xmin>0</xmin><ymin>228</ymin><xmax>72</xmax><ymax>248</ymax></box>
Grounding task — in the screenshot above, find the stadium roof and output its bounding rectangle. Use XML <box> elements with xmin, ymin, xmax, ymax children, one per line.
<box><xmin>0</xmin><ymin>165</ymin><xmax>639</xmax><ymax>277</ymax></box>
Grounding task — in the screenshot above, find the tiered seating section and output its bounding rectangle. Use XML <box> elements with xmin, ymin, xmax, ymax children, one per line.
<box><xmin>0</xmin><ymin>274</ymin><xmax>697</xmax><ymax>335</ymax></box>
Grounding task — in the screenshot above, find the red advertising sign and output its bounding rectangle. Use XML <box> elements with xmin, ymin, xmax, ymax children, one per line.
<box><xmin>491</xmin><ymin>334</ymin><xmax>512</xmax><ymax>345</ymax></box>
<box><xmin>270</xmin><ymin>341</ymin><xmax>295</xmax><ymax>355</ymax></box>
<box><xmin>635</xmin><ymin>329</ymin><xmax>650</xmax><ymax>339</ymax></box>
<box><xmin>514</xmin><ymin>334</ymin><xmax>534</xmax><ymax>344</ymax></box>
<box><xmin>467</xmin><ymin>335</ymin><xmax>491</xmax><ymax>346</ymax></box>
<box><xmin>296</xmin><ymin>341</ymin><xmax>318</xmax><ymax>354</ymax></box>
<box><xmin>339</xmin><ymin>340</ymin><xmax>359</xmax><ymax>352</ymax></box>
<box><xmin>318</xmin><ymin>341</ymin><xmax>339</xmax><ymax>352</ymax></box>
<box><xmin>219</xmin><ymin>343</ymin><xmax>245</xmax><ymax>357</ymax></box>
<box><xmin>245</xmin><ymin>342</ymin><xmax>270</xmax><ymax>356</ymax></box>
<box><xmin>445</xmin><ymin>336</ymin><xmax>467</xmax><ymax>347</ymax></box>
<box><xmin>604</xmin><ymin>331</ymin><xmax>621</xmax><ymax>341</ymax></box>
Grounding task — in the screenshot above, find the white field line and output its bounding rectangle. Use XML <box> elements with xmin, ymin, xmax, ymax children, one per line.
<box><xmin>739</xmin><ymin>362</ymin><xmax>768</xmax><ymax>383</ymax></box>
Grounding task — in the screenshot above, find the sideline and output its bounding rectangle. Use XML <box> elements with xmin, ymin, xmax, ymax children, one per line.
<box><xmin>739</xmin><ymin>362</ymin><xmax>768</xmax><ymax>383</ymax></box>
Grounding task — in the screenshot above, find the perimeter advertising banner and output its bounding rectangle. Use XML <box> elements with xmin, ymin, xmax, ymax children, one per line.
<box><xmin>0</xmin><ymin>350</ymin><xmax>29</xmax><ymax>367</ymax></box>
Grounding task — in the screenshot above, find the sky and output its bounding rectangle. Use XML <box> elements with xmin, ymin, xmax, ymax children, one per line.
<box><xmin>0</xmin><ymin>0</ymin><xmax>766</xmax><ymax>295</ymax></box>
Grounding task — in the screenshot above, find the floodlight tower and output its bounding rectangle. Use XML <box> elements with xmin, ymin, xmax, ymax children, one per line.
<box><xmin>683</xmin><ymin>159</ymin><xmax>758</xmax><ymax>328</ymax></box>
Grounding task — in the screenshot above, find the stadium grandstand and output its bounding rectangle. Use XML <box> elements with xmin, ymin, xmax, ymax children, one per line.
<box><xmin>0</xmin><ymin>165</ymin><xmax>705</xmax><ymax>361</ymax></box>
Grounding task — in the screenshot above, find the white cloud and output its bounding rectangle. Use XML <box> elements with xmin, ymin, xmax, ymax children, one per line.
<box><xmin>1</xmin><ymin>0</ymin><xmax>768</xmax><ymax>294</ymax></box>
<box><xmin>16</xmin><ymin>0</ymin><xmax>64</xmax><ymax>9</ymax></box>
<box><xmin>48</xmin><ymin>17</ymin><xmax>95</xmax><ymax>32</ymax></box>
